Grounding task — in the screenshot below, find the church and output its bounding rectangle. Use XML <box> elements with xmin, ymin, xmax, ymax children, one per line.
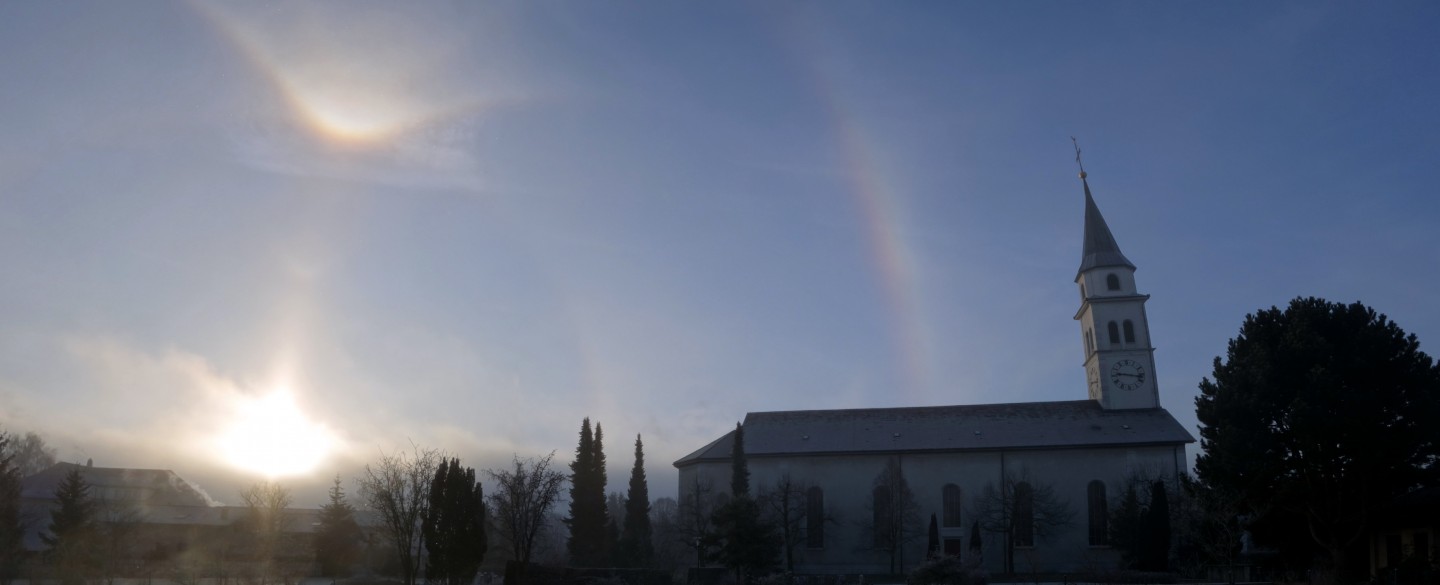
<box><xmin>673</xmin><ymin>170</ymin><xmax>1194</xmax><ymax>575</ymax></box>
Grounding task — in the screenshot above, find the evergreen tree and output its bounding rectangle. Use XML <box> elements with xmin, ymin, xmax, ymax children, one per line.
<box><xmin>315</xmin><ymin>476</ymin><xmax>362</xmax><ymax>577</ymax></box>
<box><xmin>44</xmin><ymin>466</ymin><xmax>97</xmax><ymax>585</ymax></box>
<box><xmin>1140</xmin><ymin>481</ymin><xmax>1171</xmax><ymax>572</ymax></box>
<box><xmin>618</xmin><ymin>435</ymin><xmax>653</xmax><ymax>567</ymax></box>
<box><xmin>567</xmin><ymin>418</ymin><xmax>609</xmax><ymax>567</ymax></box>
<box><xmin>1109</xmin><ymin>483</ymin><xmax>1143</xmax><ymax>569</ymax></box>
<box><xmin>710</xmin><ymin>422</ymin><xmax>776</xmax><ymax>582</ymax></box>
<box><xmin>594</xmin><ymin>423</ymin><xmax>612</xmax><ymax>563</ymax></box>
<box><xmin>423</xmin><ymin>458</ymin><xmax>487</xmax><ymax>585</ymax></box>
<box><xmin>926</xmin><ymin>514</ymin><xmax>939</xmax><ymax>559</ymax></box>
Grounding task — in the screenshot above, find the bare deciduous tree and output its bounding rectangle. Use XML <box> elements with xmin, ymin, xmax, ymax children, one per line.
<box><xmin>971</xmin><ymin>470</ymin><xmax>1073</xmax><ymax>574</ymax></box>
<box><xmin>677</xmin><ymin>476</ymin><xmax>715</xmax><ymax>567</ymax></box>
<box><xmin>761</xmin><ymin>473</ymin><xmax>826</xmax><ymax>573</ymax></box>
<box><xmin>859</xmin><ymin>457</ymin><xmax>923</xmax><ymax>574</ymax></box>
<box><xmin>238</xmin><ymin>480</ymin><xmax>292</xmax><ymax>583</ymax></box>
<box><xmin>487</xmin><ymin>452</ymin><xmax>565</xmax><ymax>584</ymax></box>
<box><xmin>358</xmin><ymin>445</ymin><xmax>443</xmax><ymax>585</ymax></box>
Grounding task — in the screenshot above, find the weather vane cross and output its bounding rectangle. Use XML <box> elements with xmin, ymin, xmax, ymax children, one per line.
<box><xmin>1071</xmin><ymin>136</ymin><xmax>1087</xmax><ymax>178</ymax></box>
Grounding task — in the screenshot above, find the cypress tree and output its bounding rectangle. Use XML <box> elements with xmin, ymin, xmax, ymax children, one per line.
<box><xmin>424</xmin><ymin>458</ymin><xmax>487</xmax><ymax>585</ymax></box>
<box><xmin>568</xmin><ymin>418</ymin><xmax>610</xmax><ymax>566</ymax></box>
<box><xmin>618</xmin><ymin>435</ymin><xmax>653</xmax><ymax>567</ymax></box>
<box><xmin>595</xmin><ymin>423</ymin><xmax>612</xmax><ymax>563</ymax></box>
<box><xmin>1141</xmin><ymin>480</ymin><xmax>1171</xmax><ymax>572</ymax></box>
<box><xmin>711</xmin><ymin>422</ymin><xmax>776</xmax><ymax>582</ymax></box>
<box><xmin>926</xmin><ymin>514</ymin><xmax>939</xmax><ymax>559</ymax></box>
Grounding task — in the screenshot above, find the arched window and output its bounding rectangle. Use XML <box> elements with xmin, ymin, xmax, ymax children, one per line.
<box><xmin>1106</xmin><ymin>274</ymin><xmax>1120</xmax><ymax>290</ymax></box>
<box><xmin>1107</xmin><ymin>321</ymin><xmax>1120</xmax><ymax>345</ymax></box>
<box><xmin>1088</xmin><ymin>480</ymin><xmax>1108</xmax><ymax>546</ymax></box>
<box><xmin>1014</xmin><ymin>482</ymin><xmax>1034</xmax><ymax>547</ymax></box>
<box><xmin>806</xmin><ymin>486</ymin><xmax>825</xmax><ymax>548</ymax></box>
<box><xmin>942</xmin><ymin>484</ymin><xmax>962</xmax><ymax>527</ymax></box>
<box><xmin>873</xmin><ymin>486</ymin><xmax>893</xmax><ymax>548</ymax></box>
<box><xmin>1123</xmin><ymin>320</ymin><xmax>1136</xmax><ymax>344</ymax></box>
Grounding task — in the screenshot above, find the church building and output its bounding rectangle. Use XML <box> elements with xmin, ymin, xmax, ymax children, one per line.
<box><xmin>674</xmin><ymin>170</ymin><xmax>1194</xmax><ymax>575</ymax></box>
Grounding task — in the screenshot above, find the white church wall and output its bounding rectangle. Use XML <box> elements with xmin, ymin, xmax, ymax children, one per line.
<box><xmin>677</xmin><ymin>443</ymin><xmax>1185</xmax><ymax>575</ymax></box>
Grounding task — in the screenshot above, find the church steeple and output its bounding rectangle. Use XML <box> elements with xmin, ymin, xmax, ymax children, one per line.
<box><xmin>1070</xmin><ymin>147</ymin><xmax>1160</xmax><ymax>410</ymax></box>
<box><xmin>1077</xmin><ymin>175</ymin><xmax>1135</xmax><ymax>277</ymax></box>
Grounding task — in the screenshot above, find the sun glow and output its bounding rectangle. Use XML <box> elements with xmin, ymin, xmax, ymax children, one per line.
<box><xmin>218</xmin><ymin>389</ymin><xmax>333</xmax><ymax>478</ymax></box>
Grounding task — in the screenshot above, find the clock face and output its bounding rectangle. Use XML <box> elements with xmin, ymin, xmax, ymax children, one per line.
<box><xmin>1110</xmin><ymin>359</ymin><xmax>1146</xmax><ymax>391</ymax></box>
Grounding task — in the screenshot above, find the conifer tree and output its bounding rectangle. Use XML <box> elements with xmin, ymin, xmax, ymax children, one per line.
<box><xmin>567</xmin><ymin>418</ymin><xmax>610</xmax><ymax>567</ymax></box>
<box><xmin>44</xmin><ymin>466</ymin><xmax>97</xmax><ymax>585</ymax></box>
<box><xmin>618</xmin><ymin>435</ymin><xmax>653</xmax><ymax>567</ymax></box>
<box><xmin>423</xmin><ymin>458</ymin><xmax>487</xmax><ymax>585</ymax></box>
<box><xmin>315</xmin><ymin>476</ymin><xmax>362</xmax><ymax>577</ymax></box>
<box><xmin>1140</xmin><ymin>480</ymin><xmax>1170</xmax><ymax>572</ymax></box>
<box><xmin>710</xmin><ymin>422</ymin><xmax>776</xmax><ymax>582</ymax></box>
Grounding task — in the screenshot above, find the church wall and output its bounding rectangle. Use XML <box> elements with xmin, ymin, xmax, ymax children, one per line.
<box><xmin>677</xmin><ymin>443</ymin><xmax>1185</xmax><ymax>576</ymax></box>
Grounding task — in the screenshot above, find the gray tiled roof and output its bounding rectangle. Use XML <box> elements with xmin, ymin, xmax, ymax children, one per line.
<box><xmin>21</xmin><ymin>462</ymin><xmax>216</xmax><ymax>507</ymax></box>
<box><xmin>674</xmin><ymin>400</ymin><xmax>1193</xmax><ymax>467</ymax></box>
<box><xmin>1077</xmin><ymin>178</ymin><xmax>1135</xmax><ymax>277</ymax></box>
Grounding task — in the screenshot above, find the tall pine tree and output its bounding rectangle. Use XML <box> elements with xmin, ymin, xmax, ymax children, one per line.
<box><xmin>315</xmin><ymin>476</ymin><xmax>362</xmax><ymax>577</ymax></box>
<box><xmin>567</xmin><ymin>418</ymin><xmax>610</xmax><ymax>567</ymax></box>
<box><xmin>423</xmin><ymin>458</ymin><xmax>487</xmax><ymax>585</ymax></box>
<box><xmin>617</xmin><ymin>435</ymin><xmax>653</xmax><ymax>567</ymax></box>
<box><xmin>44</xmin><ymin>466</ymin><xmax>96</xmax><ymax>585</ymax></box>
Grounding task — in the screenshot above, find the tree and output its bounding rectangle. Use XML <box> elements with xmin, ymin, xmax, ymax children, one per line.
<box><xmin>43</xmin><ymin>467</ymin><xmax>97</xmax><ymax>585</ymax></box>
<box><xmin>760</xmin><ymin>473</ymin><xmax>819</xmax><ymax>572</ymax></box>
<box><xmin>487</xmin><ymin>452</ymin><xmax>566</xmax><ymax>584</ymax></box>
<box><xmin>617</xmin><ymin>435</ymin><xmax>653</xmax><ymax>567</ymax></box>
<box><xmin>1195</xmin><ymin>298</ymin><xmax>1440</xmax><ymax>578</ymax></box>
<box><xmin>861</xmin><ymin>457</ymin><xmax>922</xmax><ymax>573</ymax></box>
<box><xmin>13</xmin><ymin>432</ymin><xmax>57</xmax><ymax>478</ymax></box>
<box><xmin>926</xmin><ymin>514</ymin><xmax>940</xmax><ymax>560</ymax></box>
<box><xmin>709</xmin><ymin>422</ymin><xmax>776</xmax><ymax>582</ymax></box>
<box><xmin>1140</xmin><ymin>480</ymin><xmax>1171</xmax><ymax>572</ymax></box>
<box><xmin>423</xmin><ymin>458</ymin><xmax>487</xmax><ymax>585</ymax></box>
<box><xmin>567</xmin><ymin>418</ymin><xmax>610</xmax><ymax>567</ymax></box>
<box><xmin>315</xmin><ymin>476</ymin><xmax>363</xmax><ymax>577</ymax></box>
<box><xmin>358</xmin><ymin>445</ymin><xmax>444</xmax><ymax>585</ymax></box>
<box><xmin>678</xmin><ymin>476</ymin><xmax>715</xmax><ymax>566</ymax></box>
<box><xmin>0</xmin><ymin>432</ymin><xmax>24</xmax><ymax>584</ymax></box>
<box><xmin>649</xmin><ymin>497</ymin><xmax>687</xmax><ymax>570</ymax></box>
<box><xmin>238</xmin><ymin>480</ymin><xmax>292</xmax><ymax>582</ymax></box>
<box><xmin>971</xmin><ymin>471</ymin><xmax>1073</xmax><ymax>574</ymax></box>
<box><xmin>1108</xmin><ymin>482</ymin><xmax>1143</xmax><ymax>569</ymax></box>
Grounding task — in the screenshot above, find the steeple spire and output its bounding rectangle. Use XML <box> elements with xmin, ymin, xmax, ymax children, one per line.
<box><xmin>1072</xmin><ymin>139</ymin><xmax>1134</xmax><ymax>277</ymax></box>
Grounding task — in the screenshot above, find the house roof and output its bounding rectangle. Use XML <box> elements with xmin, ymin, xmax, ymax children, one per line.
<box><xmin>674</xmin><ymin>400</ymin><xmax>1194</xmax><ymax>467</ymax></box>
<box><xmin>20</xmin><ymin>462</ymin><xmax>217</xmax><ymax>507</ymax></box>
<box><xmin>1077</xmin><ymin>176</ymin><xmax>1135</xmax><ymax>277</ymax></box>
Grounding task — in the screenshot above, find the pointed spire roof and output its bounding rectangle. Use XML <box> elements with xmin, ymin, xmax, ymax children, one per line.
<box><xmin>1077</xmin><ymin>172</ymin><xmax>1134</xmax><ymax>277</ymax></box>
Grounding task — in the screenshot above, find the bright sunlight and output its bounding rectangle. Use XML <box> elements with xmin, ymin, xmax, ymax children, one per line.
<box><xmin>217</xmin><ymin>389</ymin><xmax>333</xmax><ymax>478</ymax></box>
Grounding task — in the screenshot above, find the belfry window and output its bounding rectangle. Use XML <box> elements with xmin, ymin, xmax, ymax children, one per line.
<box><xmin>1106</xmin><ymin>274</ymin><xmax>1120</xmax><ymax>291</ymax></box>
<box><xmin>1107</xmin><ymin>322</ymin><xmax>1120</xmax><ymax>345</ymax></box>
<box><xmin>1123</xmin><ymin>320</ymin><xmax>1136</xmax><ymax>344</ymax></box>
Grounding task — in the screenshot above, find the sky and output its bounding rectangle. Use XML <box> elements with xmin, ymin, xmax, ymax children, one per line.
<box><xmin>1</xmin><ymin>1</ymin><xmax>1438</xmax><ymax>507</ymax></box>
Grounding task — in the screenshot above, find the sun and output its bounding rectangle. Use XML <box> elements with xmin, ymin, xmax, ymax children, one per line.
<box><xmin>218</xmin><ymin>389</ymin><xmax>333</xmax><ymax>478</ymax></box>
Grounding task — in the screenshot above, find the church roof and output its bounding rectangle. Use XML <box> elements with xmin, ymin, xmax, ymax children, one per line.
<box><xmin>1077</xmin><ymin>176</ymin><xmax>1135</xmax><ymax>277</ymax></box>
<box><xmin>673</xmin><ymin>400</ymin><xmax>1193</xmax><ymax>467</ymax></box>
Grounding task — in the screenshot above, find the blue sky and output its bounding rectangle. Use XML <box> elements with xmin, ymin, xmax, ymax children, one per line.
<box><xmin>1</xmin><ymin>1</ymin><xmax>1437</xmax><ymax>506</ymax></box>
